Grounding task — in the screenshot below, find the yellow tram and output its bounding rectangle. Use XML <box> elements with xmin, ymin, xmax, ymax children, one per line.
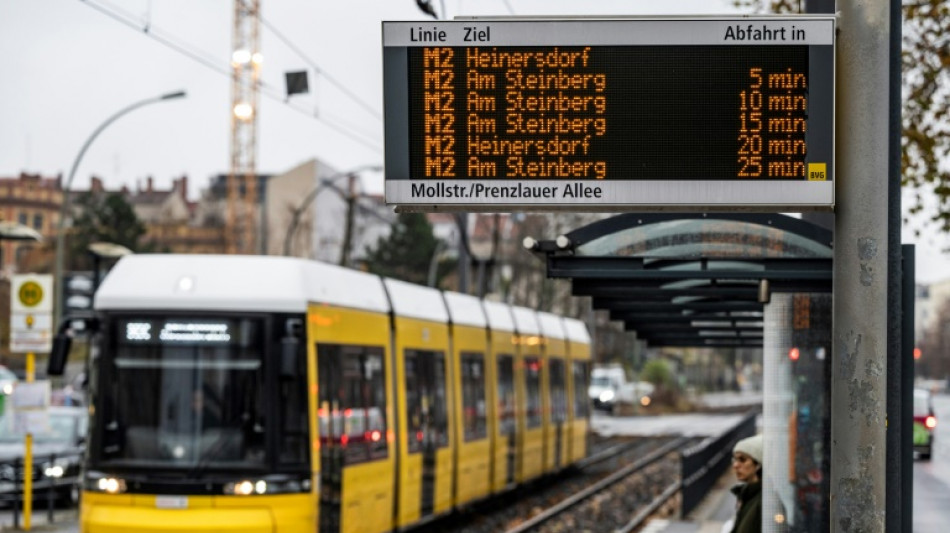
<box><xmin>66</xmin><ymin>255</ymin><xmax>590</xmax><ymax>532</ymax></box>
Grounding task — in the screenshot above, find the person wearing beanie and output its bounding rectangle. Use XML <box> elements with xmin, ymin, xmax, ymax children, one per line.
<box><xmin>726</xmin><ymin>434</ymin><xmax>763</xmax><ymax>533</ymax></box>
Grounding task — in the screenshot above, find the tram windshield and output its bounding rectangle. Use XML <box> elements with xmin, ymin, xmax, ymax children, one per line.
<box><xmin>95</xmin><ymin>317</ymin><xmax>267</xmax><ymax>470</ymax></box>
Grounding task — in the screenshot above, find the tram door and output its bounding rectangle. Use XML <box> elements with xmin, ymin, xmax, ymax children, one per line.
<box><xmin>405</xmin><ymin>349</ymin><xmax>449</xmax><ymax>518</ymax></box>
<box><xmin>317</xmin><ymin>344</ymin><xmax>390</xmax><ymax>533</ymax></box>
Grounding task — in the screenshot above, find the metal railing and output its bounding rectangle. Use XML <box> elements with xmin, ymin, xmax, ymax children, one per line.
<box><xmin>1</xmin><ymin>452</ymin><xmax>82</xmax><ymax>528</ymax></box>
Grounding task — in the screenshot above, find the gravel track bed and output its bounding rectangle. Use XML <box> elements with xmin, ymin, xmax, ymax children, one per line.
<box><xmin>415</xmin><ymin>436</ymin><xmax>684</xmax><ymax>533</ymax></box>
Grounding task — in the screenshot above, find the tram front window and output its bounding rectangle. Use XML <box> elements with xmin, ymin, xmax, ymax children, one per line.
<box><xmin>98</xmin><ymin>317</ymin><xmax>266</xmax><ymax>469</ymax></box>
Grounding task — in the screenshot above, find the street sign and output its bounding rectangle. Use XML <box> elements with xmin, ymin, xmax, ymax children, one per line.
<box><xmin>382</xmin><ymin>16</ymin><xmax>836</xmax><ymax>210</ymax></box>
<box><xmin>11</xmin><ymin>274</ymin><xmax>54</xmax><ymax>353</ymax></box>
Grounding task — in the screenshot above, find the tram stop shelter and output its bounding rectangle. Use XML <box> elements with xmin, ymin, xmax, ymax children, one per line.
<box><xmin>528</xmin><ymin>212</ymin><xmax>835</xmax><ymax>531</ymax></box>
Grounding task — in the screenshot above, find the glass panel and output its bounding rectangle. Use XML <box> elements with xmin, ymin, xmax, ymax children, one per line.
<box><xmin>573</xmin><ymin>361</ymin><xmax>590</xmax><ymax>418</ymax></box>
<box><xmin>524</xmin><ymin>357</ymin><xmax>542</xmax><ymax>429</ymax></box>
<box><xmin>405</xmin><ymin>350</ymin><xmax>449</xmax><ymax>453</ymax></box>
<box><xmin>549</xmin><ymin>358</ymin><xmax>567</xmax><ymax>423</ymax></box>
<box><xmin>318</xmin><ymin>344</ymin><xmax>388</xmax><ymax>466</ymax></box>
<box><xmin>461</xmin><ymin>353</ymin><xmax>488</xmax><ymax>441</ymax></box>
<box><xmin>577</xmin><ymin>219</ymin><xmax>832</xmax><ymax>259</ymax></box>
<box><xmin>100</xmin><ymin>317</ymin><xmax>266</xmax><ymax>469</ymax></box>
<box><xmin>497</xmin><ymin>355</ymin><xmax>516</xmax><ymax>436</ymax></box>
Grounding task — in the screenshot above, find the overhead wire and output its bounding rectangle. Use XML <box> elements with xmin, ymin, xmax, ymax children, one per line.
<box><xmin>79</xmin><ymin>0</ymin><xmax>382</xmax><ymax>153</ymax></box>
<box><xmin>258</xmin><ymin>16</ymin><xmax>383</xmax><ymax>121</ymax></box>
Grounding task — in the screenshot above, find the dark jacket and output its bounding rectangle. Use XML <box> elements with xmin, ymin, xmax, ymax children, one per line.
<box><xmin>730</xmin><ymin>480</ymin><xmax>762</xmax><ymax>533</ymax></box>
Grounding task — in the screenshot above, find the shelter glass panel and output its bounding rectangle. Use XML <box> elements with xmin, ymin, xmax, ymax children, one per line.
<box><xmin>576</xmin><ymin>219</ymin><xmax>832</xmax><ymax>259</ymax></box>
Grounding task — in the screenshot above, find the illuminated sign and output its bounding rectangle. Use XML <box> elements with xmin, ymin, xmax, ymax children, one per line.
<box><xmin>382</xmin><ymin>17</ymin><xmax>835</xmax><ymax>210</ymax></box>
<box><xmin>123</xmin><ymin>321</ymin><xmax>233</xmax><ymax>344</ymax></box>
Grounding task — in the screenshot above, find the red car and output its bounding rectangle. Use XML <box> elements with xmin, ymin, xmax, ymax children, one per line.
<box><xmin>914</xmin><ymin>387</ymin><xmax>937</xmax><ymax>460</ymax></box>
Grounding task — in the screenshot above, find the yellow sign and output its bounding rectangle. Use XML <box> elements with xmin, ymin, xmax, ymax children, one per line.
<box><xmin>18</xmin><ymin>281</ymin><xmax>43</xmax><ymax>307</ymax></box>
<box><xmin>807</xmin><ymin>163</ymin><xmax>827</xmax><ymax>181</ymax></box>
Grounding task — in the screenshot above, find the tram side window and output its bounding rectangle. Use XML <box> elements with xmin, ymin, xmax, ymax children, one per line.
<box><xmin>497</xmin><ymin>355</ymin><xmax>516</xmax><ymax>436</ymax></box>
<box><xmin>524</xmin><ymin>357</ymin><xmax>542</xmax><ymax>429</ymax></box>
<box><xmin>405</xmin><ymin>350</ymin><xmax>450</xmax><ymax>453</ymax></box>
<box><xmin>573</xmin><ymin>361</ymin><xmax>590</xmax><ymax>418</ymax></box>
<box><xmin>460</xmin><ymin>352</ymin><xmax>488</xmax><ymax>441</ymax></box>
<box><xmin>549</xmin><ymin>358</ymin><xmax>567</xmax><ymax>424</ymax></box>
<box><xmin>317</xmin><ymin>344</ymin><xmax>388</xmax><ymax>466</ymax></box>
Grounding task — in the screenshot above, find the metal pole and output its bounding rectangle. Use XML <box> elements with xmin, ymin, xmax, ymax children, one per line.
<box><xmin>885</xmin><ymin>0</ymin><xmax>905</xmax><ymax>528</ymax></box>
<box><xmin>832</xmin><ymin>0</ymin><xmax>891</xmax><ymax>529</ymax></box>
<box><xmin>23</xmin><ymin>352</ymin><xmax>34</xmax><ymax>531</ymax></box>
<box><xmin>54</xmin><ymin>91</ymin><xmax>185</xmax><ymax>328</ymax></box>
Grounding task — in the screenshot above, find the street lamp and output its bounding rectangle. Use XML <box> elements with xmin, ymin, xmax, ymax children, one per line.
<box><xmin>282</xmin><ymin>164</ymin><xmax>383</xmax><ymax>258</ymax></box>
<box><xmin>53</xmin><ymin>90</ymin><xmax>186</xmax><ymax>327</ymax></box>
<box><xmin>0</xmin><ymin>221</ymin><xmax>43</xmax><ymax>243</ymax></box>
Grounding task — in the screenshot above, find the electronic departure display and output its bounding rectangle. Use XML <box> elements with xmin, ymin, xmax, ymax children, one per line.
<box><xmin>383</xmin><ymin>18</ymin><xmax>836</xmax><ymax>210</ymax></box>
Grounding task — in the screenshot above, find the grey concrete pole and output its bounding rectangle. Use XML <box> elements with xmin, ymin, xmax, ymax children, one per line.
<box><xmin>832</xmin><ymin>0</ymin><xmax>891</xmax><ymax>530</ymax></box>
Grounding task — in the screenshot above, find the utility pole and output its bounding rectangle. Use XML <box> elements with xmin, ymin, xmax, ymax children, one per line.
<box><xmin>832</xmin><ymin>0</ymin><xmax>892</xmax><ymax>530</ymax></box>
<box><xmin>340</xmin><ymin>173</ymin><xmax>356</xmax><ymax>267</ymax></box>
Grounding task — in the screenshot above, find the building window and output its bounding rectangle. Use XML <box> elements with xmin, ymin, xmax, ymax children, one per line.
<box><xmin>33</xmin><ymin>214</ymin><xmax>43</xmax><ymax>231</ymax></box>
<box><xmin>18</xmin><ymin>213</ymin><xmax>27</xmax><ymax>226</ymax></box>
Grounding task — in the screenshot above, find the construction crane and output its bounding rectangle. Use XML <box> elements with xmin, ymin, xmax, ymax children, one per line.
<box><xmin>228</xmin><ymin>0</ymin><xmax>261</xmax><ymax>254</ymax></box>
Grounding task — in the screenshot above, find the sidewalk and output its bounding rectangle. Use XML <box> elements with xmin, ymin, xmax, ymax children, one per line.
<box><xmin>643</xmin><ymin>468</ymin><xmax>737</xmax><ymax>533</ymax></box>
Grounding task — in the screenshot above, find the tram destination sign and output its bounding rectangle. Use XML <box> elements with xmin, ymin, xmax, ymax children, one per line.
<box><xmin>382</xmin><ymin>17</ymin><xmax>835</xmax><ymax>211</ymax></box>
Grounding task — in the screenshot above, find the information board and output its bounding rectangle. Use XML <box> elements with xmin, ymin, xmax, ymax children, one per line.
<box><xmin>382</xmin><ymin>17</ymin><xmax>835</xmax><ymax>210</ymax></box>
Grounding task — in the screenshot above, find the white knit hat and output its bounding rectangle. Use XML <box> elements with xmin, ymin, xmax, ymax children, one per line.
<box><xmin>733</xmin><ymin>434</ymin><xmax>763</xmax><ymax>464</ymax></box>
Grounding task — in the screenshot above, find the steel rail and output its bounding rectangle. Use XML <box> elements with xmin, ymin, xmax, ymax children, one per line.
<box><xmin>502</xmin><ymin>436</ymin><xmax>689</xmax><ymax>533</ymax></box>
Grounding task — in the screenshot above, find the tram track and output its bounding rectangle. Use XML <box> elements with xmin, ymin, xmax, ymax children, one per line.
<box><xmin>501</xmin><ymin>436</ymin><xmax>689</xmax><ymax>533</ymax></box>
<box><xmin>413</xmin><ymin>435</ymin><xmax>697</xmax><ymax>533</ymax></box>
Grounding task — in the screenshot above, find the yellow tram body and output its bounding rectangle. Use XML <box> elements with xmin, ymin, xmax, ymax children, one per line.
<box><xmin>446</xmin><ymin>292</ymin><xmax>493</xmax><ymax>507</ymax></box>
<box><xmin>565</xmin><ymin>319</ymin><xmax>592</xmax><ymax>463</ymax></box>
<box><xmin>74</xmin><ymin>255</ymin><xmax>590</xmax><ymax>533</ymax></box>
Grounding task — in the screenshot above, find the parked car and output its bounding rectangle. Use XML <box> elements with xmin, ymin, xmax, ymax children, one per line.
<box><xmin>0</xmin><ymin>365</ymin><xmax>16</xmax><ymax>396</ymax></box>
<box><xmin>914</xmin><ymin>387</ymin><xmax>937</xmax><ymax>461</ymax></box>
<box><xmin>0</xmin><ymin>405</ymin><xmax>87</xmax><ymax>507</ymax></box>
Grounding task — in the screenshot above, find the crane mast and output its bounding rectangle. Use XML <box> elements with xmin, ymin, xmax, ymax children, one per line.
<box><xmin>228</xmin><ymin>0</ymin><xmax>261</xmax><ymax>254</ymax></box>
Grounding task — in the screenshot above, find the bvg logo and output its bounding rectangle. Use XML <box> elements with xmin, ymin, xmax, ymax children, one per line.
<box><xmin>18</xmin><ymin>281</ymin><xmax>43</xmax><ymax>307</ymax></box>
<box><xmin>807</xmin><ymin>163</ymin><xmax>827</xmax><ymax>181</ymax></box>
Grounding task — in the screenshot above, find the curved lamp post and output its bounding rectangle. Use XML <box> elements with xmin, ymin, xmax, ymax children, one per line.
<box><xmin>53</xmin><ymin>90</ymin><xmax>186</xmax><ymax>326</ymax></box>
<box><xmin>282</xmin><ymin>164</ymin><xmax>383</xmax><ymax>258</ymax></box>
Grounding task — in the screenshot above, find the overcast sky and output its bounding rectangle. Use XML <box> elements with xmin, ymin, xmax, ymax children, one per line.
<box><xmin>1</xmin><ymin>0</ymin><xmax>948</xmax><ymax>283</ymax></box>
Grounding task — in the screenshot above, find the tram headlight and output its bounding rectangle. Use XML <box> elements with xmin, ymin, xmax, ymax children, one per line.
<box><xmin>84</xmin><ymin>471</ymin><xmax>128</xmax><ymax>494</ymax></box>
<box><xmin>43</xmin><ymin>457</ymin><xmax>72</xmax><ymax>478</ymax></box>
<box><xmin>223</xmin><ymin>475</ymin><xmax>308</xmax><ymax>495</ymax></box>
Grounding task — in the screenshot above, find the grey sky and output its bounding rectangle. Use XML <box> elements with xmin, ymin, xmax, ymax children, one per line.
<box><xmin>1</xmin><ymin>0</ymin><xmax>948</xmax><ymax>282</ymax></box>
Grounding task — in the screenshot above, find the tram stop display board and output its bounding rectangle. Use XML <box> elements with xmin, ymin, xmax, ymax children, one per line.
<box><xmin>382</xmin><ymin>17</ymin><xmax>836</xmax><ymax>211</ymax></box>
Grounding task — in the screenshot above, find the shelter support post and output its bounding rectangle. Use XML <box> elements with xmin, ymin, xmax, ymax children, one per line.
<box><xmin>831</xmin><ymin>0</ymin><xmax>891</xmax><ymax>529</ymax></box>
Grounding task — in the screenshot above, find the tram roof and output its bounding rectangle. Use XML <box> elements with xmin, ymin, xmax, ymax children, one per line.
<box><xmin>537</xmin><ymin>311</ymin><xmax>566</xmax><ymax>340</ymax></box>
<box><xmin>562</xmin><ymin>317</ymin><xmax>592</xmax><ymax>344</ymax></box>
<box><xmin>443</xmin><ymin>291</ymin><xmax>488</xmax><ymax>328</ymax></box>
<box><xmin>529</xmin><ymin>213</ymin><xmax>833</xmax><ymax>349</ymax></box>
<box><xmin>95</xmin><ymin>254</ymin><xmax>390</xmax><ymax>314</ymax></box>
<box><xmin>383</xmin><ymin>278</ymin><xmax>450</xmax><ymax>323</ymax></box>
<box><xmin>483</xmin><ymin>300</ymin><xmax>516</xmax><ymax>332</ymax></box>
<box><xmin>511</xmin><ymin>306</ymin><xmax>541</xmax><ymax>336</ymax></box>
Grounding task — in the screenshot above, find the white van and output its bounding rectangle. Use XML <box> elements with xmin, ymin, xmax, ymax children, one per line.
<box><xmin>589</xmin><ymin>365</ymin><xmax>654</xmax><ymax>413</ymax></box>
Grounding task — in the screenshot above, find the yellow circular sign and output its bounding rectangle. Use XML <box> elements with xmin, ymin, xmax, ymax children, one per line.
<box><xmin>18</xmin><ymin>281</ymin><xmax>43</xmax><ymax>307</ymax></box>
